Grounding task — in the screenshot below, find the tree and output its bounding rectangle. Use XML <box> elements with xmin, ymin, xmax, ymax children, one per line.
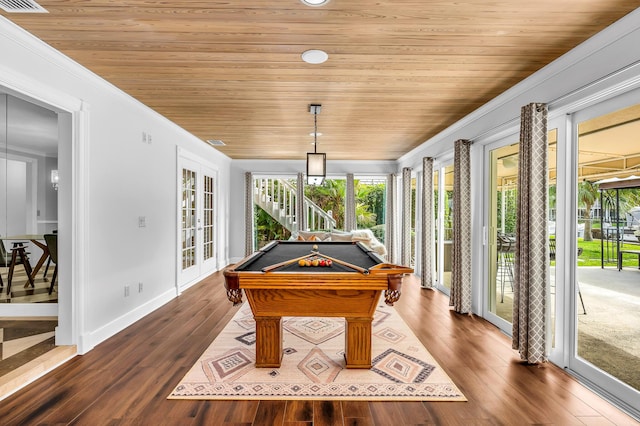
<box><xmin>578</xmin><ymin>180</ymin><xmax>599</xmax><ymax>241</ymax></box>
<box><xmin>305</xmin><ymin>179</ymin><xmax>346</xmax><ymax>228</ymax></box>
<box><xmin>355</xmin><ymin>180</ymin><xmax>386</xmax><ymax>227</ymax></box>
<box><xmin>548</xmin><ymin>184</ymin><xmax>556</xmax><ymax>221</ymax></box>
<box><xmin>254</xmin><ymin>205</ymin><xmax>290</xmax><ymax>248</ymax></box>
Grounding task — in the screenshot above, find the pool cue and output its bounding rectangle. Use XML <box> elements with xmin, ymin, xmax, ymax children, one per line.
<box><xmin>261</xmin><ymin>253</ymin><xmax>316</xmax><ymax>272</ymax></box>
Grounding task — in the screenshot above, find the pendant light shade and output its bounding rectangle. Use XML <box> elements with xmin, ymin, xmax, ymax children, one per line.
<box><xmin>306</xmin><ymin>104</ymin><xmax>326</xmax><ymax>185</ymax></box>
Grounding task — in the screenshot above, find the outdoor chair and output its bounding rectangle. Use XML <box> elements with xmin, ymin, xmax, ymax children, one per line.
<box><xmin>497</xmin><ymin>233</ymin><xmax>515</xmax><ymax>303</ymax></box>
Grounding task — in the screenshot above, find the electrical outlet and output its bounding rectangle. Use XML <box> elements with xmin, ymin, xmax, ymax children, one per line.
<box><xmin>124</xmin><ymin>285</ymin><xmax>130</xmax><ymax>297</ymax></box>
<box><xmin>138</xmin><ymin>216</ymin><xmax>146</xmax><ymax>228</ymax></box>
<box><xmin>138</xmin><ymin>282</ymin><xmax>143</xmax><ymax>293</ymax></box>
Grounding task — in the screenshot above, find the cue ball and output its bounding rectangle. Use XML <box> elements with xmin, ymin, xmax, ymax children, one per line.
<box><xmin>312</xmin><ymin>244</ymin><xmax>318</xmax><ymax>251</ymax></box>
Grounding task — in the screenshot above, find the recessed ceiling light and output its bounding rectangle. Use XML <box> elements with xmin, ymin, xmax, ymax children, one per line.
<box><xmin>309</xmin><ymin>132</ymin><xmax>323</xmax><ymax>137</ymax></box>
<box><xmin>300</xmin><ymin>0</ymin><xmax>330</xmax><ymax>6</ymax></box>
<box><xmin>302</xmin><ymin>49</ymin><xmax>328</xmax><ymax>64</ymax></box>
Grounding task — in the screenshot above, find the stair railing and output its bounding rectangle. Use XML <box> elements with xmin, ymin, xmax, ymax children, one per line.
<box><xmin>253</xmin><ymin>178</ymin><xmax>336</xmax><ymax>232</ymax></box>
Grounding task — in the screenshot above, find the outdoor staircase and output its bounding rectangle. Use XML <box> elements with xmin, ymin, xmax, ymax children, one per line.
<box><xmin>253</xmin><ymin>178</ymin><xmax>336</xmax><ymax>233</ymax></box>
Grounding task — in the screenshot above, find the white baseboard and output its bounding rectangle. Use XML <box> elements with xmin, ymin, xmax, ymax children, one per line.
<box><xmin>0</xmin><ymin>303</ymin><xmax>58</xmax><ymax>317</ymax></box>
<box><xmin>79</xmin><ymin>287</ymin><xmax>176</xmax><ymax>353</ymax></box>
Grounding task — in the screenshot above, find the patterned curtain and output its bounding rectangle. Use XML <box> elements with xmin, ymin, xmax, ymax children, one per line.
<box><xmin>345</xmin><ymin>173</ymin><xmax>356</xmax><ymax>231</ymax></box>
<box><xmin>450</xmin><ymin>140</ymin><xmax>472</xmax><ymax>313</ymax></box>
<box><xmin>401</xmin><ymin>167</ymin><xmax>412</xmax><ymax>266</ymax></box>
<box><xmin>513</xmin><ymin>103</ymin><xmax>549</xmax><ymax>364</ymax></box>
<box><xmin>386</xmin><ymin>173</ymin><xmax>396</xmax><ymax>263</ymax></box>
<box><xmin>421</xmin><ymin>157</ymin><xmax>434</xmax><ymax>288</ymax></box>
<box><xmin>245</xmin><ymin>172</ymin><xmax>255</xmax><ymax>256</ymax></box>
<box><xmin>296</xmin><ymin>172</ymin><xmax>306</xmax><ymax>232</ymax></box>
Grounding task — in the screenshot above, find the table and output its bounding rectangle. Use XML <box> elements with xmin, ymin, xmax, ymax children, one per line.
<box><xmin>618</xmin><ymin>249</ymin><xmax>640</xmax><ymax>271</ymax></box>
<box><xmin>3</xmin><ymin>235</ymin><xmax>49</xmax><ymax>286</ymax></box>
<box><xmin>224</xmin><ymin>241</ymin><xmax>413</xmax><ymax>369</ymax></box>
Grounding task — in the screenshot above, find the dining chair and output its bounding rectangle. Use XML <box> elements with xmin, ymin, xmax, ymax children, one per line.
<box><xmin>0</xmin><ymin>239</ymin><xmax>7</xmax><ymax>289</ymax></box>
<box><xmin>1</xmin><ymin>239</ymin><xmax>34</xmax><ymax>295</ymax></box>
<box><xmin>42</xmin><ymin>229</ymin><xmax>58</xmax><ymax>281</ymax></box>
<box><xmin>44</xmin><ymin>234</ymin><xmax>58</xmax><ymax>294</ymax></box>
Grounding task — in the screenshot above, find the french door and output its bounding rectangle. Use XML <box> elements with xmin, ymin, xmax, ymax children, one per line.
<box><xmin>177</xmin><ymin>156</ymin><xmax>218</xmax><ymax>289</ymax></box>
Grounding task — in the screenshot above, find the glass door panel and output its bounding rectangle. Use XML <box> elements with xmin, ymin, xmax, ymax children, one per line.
<box><xmin>488</xmin><ymin>143</ymin><xmax>519</xmax><ymax>324</ymax></box>
<box><xmin>203</xmin><ymin>175</ymin><xmax>215</xmax><ymax>262</ymax></box>
<box><xmin>253</xmin><ymin>177</ymin><xmax>295</xmax><ymax>249</ymax></box>
<box><xmin>181</xmin><ymin>167</ymin><xmax>197</xmax><ymax>272</ymax></box>
<box><xmin>410</xmin><ymin>177</ymin><xmax>417</xmax><ymax>267</ymax></box>
<box><xmin>433</xmin><ymin>169</ymin><xmax>439</xmax><ymax>286</ymax></box>
<box><xmin>575</xmin><ymin>101</ymin><xmax>640</xmax><ymax>397</ymax></box>
<box><xmin>354</xmin><ymin>176</ymin><xmax>387</xmax><ymax>244</ymax></box>
<box><xmin>442</xmin><ymin>165</ymin><xmax>454</xmax><ymax>291</ymax></box>
<box><xmin>435</xmin><ymin>164</ymin><xmax>453</xmax><ymax>293</ymax></box>
<box><xmin>548</xmin><ymin>128</ymin><xmax>558</xmax><ymax>349</ymax></box>
<box><xmin>304</xmin><ymin>177</ymin><xmax>345</xmax><ymax>230</ymax></box>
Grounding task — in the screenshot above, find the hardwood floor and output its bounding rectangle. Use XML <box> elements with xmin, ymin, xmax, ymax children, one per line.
<box><xmin>0</xmin><ymin>267</ymin><xmax>58</xmax><ymax>303</ymax></box>
<box><xmin>0</xmin><ymin>272</ymin><xmax>637</xmax><ymax>425</ymax></box>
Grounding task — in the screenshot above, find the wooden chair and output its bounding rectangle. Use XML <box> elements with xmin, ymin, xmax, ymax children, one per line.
<box><xmin>44</xmin><ymin>234</ymin><xmax>58</xmax><ymax>294</ymax></box>
<box><xmin>1</xmin><ymin>239</ymin><xmax>34</xmax><ymax>295</ymax></box>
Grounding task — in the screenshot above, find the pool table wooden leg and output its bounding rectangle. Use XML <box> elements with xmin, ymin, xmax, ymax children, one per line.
<box><xmin>344</xmin><ymin>317</ymin><xmax>373</xmax><ymax>369</ymax></box>
<box><xmin>254</xmin><ymin>316</ymin><xmax>283</xmax><ymax>368</ymax></box>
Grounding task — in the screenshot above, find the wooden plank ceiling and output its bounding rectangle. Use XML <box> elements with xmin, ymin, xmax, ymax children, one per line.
<box><xmin>2</xmin><ymin>1</ymin><xmax>640</xmax><ymax>160</ymax></box>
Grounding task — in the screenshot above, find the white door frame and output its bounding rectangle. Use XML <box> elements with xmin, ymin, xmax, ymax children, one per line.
<box><xmin>0</xmin><ymin>64</ymin><xmax>89</xmax><ymax>353</ymax></box>
<box><xmin>176</xmin><ymin>147</ymin><xmax>219</xmax><ymax>293</ymax></box>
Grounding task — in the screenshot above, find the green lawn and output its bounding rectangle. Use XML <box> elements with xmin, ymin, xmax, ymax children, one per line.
<box><xmin>554</xmin><ymin>238</ymin><xmax>640</xmax><ymax>267</ymax></box>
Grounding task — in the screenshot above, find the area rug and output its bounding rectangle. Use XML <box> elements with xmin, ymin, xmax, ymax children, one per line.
<box><xmin>169</xmin><ymin>302</ymin><xmax>466</xmax><ymax>401</ymax></box>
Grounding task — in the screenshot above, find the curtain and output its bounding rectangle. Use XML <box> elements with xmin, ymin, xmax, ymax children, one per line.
<box><xmin>421</xmin><ymin>157</ymin><xmax>434</xmax><ymax>288</ymax></box>
<box><xmin>296</xmin><ymin>172</ymin><xmax>306</xmax><ymax>232</ymax></box>
<box><xmin>386</xmin><ymin>173</ymin><xmax>396</xmax><ymax>263</ymax></box>
<box><xmin>513</xmin><ymin>103</ymin><xmax>549</xmax><ymax>364</ymax></box>
<box><xmin>345</xmin><ymin>173</ymin><xmax>356</xmax><ymax>231</ymax></box>
<box><xmin>401</xmin><ymin>167</ymin><xmax>412</xmax><ymax>266</ymax></box>
<box><xmin>245</xmin><ymin>172</ymin><xmax>254</xmax><ymax>256</ymax></box>
<box><xmin>450</xmin><ymin>139</ymin><xmax>472</xmax><ymax>313</ymax></box>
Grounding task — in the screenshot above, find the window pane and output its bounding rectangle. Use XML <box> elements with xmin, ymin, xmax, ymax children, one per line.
<box><xmin>355</xmin><ymin>177</ymin><xmax>386</xmax><ymax>243</ymax></box>
<box><xmin>253</xmin><ymin>178</ymin><xmax>293</xmax><ymax>249</ymax></box>
<box><xmin>203</xmin><ymin>175</ymin><xmax>214</xmax><ymax>261</ymax></box>
<box><xmin>304</xmin><ymin>178</ymin><xmax>344</xmax><ymax>231</ymax></box>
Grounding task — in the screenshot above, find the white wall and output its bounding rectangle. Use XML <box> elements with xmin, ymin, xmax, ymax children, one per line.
<box><xmin>0</xmin><ymin>17</ymin><xmax>231</xmax><ymax>352</ymax></box>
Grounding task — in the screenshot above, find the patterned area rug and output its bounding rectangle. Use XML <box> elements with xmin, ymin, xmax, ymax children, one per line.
<box><xmin>169</xmin><ymin>302</ymin><xmax>466</xmax><ymax>401</ymax></box>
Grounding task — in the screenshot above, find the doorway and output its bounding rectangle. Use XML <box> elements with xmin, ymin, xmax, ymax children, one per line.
<box><xmin>0</xmin><ymin>93</ymin><xmax>59</xmax><ymax>304</ymax></box>
<box><xmin>177</xmin><ymin>154</ymin><xmax>218</xmax><ymax>290</ymax></box>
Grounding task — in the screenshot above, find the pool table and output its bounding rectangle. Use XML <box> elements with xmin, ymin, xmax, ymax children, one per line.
<box><xmin>223</xmin><ymin>240</ymin><xmax>413</xmax><ymax>368</ymax></box>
